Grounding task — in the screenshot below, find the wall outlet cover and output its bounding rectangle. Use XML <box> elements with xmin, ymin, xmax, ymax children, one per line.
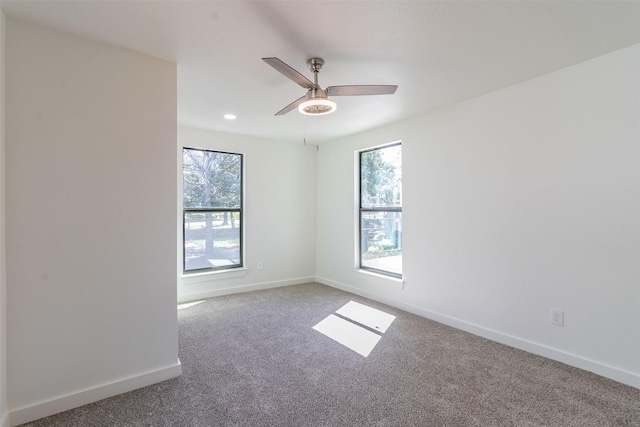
<box><xmin>551</xmin><ymin>309</ymin><xmax>564</xmax><ymax>326</ymax></box>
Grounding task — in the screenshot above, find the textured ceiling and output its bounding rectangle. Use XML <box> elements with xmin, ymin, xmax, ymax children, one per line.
<box><xmin>2</xmin><ymin>0</ymin><xmax>639</xmax><ymax>144</ymax></box>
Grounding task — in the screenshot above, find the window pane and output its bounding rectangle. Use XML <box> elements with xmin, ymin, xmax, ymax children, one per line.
<box><xmin>361</xmin><ymin>144</ymin><xmax>402</xmax><ymax>208</ymax></box>
<box><xmin>184</xmin><ymin>211</ymin><xmax>241</xmax><ymax>271</ymax></box>
<box><xmin>361</xmin><ymin>211</ymin><xmax>402</xmax><ymax>276</ymax></box>
<box><xmin>183</xmin><ymin>148</ymin><xmax>241</xmax><ymax>209</ymax></box>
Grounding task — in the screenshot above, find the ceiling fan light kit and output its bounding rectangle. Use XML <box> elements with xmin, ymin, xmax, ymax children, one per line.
<box><xmin>262</xmin><ymin>56</ymin><xmax>397</xmax><ymax>116</ymax></box>
<box><xmin>298</xmin><ymin>91</ymin><xmax>337</xmax><ymax>116</ymax></box>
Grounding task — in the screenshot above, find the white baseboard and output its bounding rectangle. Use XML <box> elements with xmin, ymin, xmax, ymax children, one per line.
<box><xmin>178</xmin><ymin>276</ymin><xmax>315</xmax><ymax>303</ymax></box>
<box><xmin>316</xmin><ymin>276</ymin><xmax>640</xmax><ymax>391</ymax></box>
<box><xmin>9</xmin><ymin>359</ymin><xmax>182</xmax><ymax>427</ymax></box>
<box><xmin>1</xmin><ymin>411</ymin><xmax>8</xmax><ymax>427</ymax></box>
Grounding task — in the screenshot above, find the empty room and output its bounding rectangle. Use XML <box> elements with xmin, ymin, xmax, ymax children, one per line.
<box><xmin>0</xmin><ymin>1</ymin><xmax>639</xmax><ymax>426</ymax></box>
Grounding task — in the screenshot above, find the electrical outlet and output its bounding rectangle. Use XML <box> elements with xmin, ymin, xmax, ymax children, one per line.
<box><xmin>551</xmin><ymin>309</ymin><xmax>564</xmax><ymax>326</ymax></box>
<box><xmin>257</xmin><ymin>262</ymin><xmax>263</xmax><ymax>271</ymax></box>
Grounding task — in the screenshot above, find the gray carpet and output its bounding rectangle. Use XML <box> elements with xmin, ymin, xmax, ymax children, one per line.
<box><xmin>23</xmin><ymin>283</ymin><xmax>640</xmax><ymax>426</ymax></box>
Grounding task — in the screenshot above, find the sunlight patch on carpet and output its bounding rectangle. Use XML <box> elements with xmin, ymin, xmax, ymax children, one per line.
<box><xmin>313</xmin><ymin>301</ymin><xmax>396</xmax><ymax>357</ymax></box>
<box><xmin>336</xmin><ymin>300</ymin><xmax>396</xmax><ymax>333</ymax></box>
<box><xmin>313</xmin><ymin>314</ymin><xmax>382</xmax><ymax>357</ymax></box>
<box><xmin>177</xmin><ymin>300</ymin><xmax>206</xmax><ymax>310</ymax></box>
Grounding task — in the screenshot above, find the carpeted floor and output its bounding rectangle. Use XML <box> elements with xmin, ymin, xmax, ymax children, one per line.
<box><xmin>23</xmin><ymin>283</ymin><xmax>640</xmax><ymax>426</ymax></box>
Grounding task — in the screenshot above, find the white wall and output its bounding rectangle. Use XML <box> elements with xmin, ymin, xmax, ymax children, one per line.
<box><xmin>316</xmin><ymin>44</ymin><xmax>640</xmax><ymax>389</ymax></box>
<box><xmin>5</xmin><ymin>20</ymin><xmax>180</xmax><ymax>425</ymax></box>
<box><xmin>0</xmin><ymin>10</ymin><xmax>7</xmax><ymax>427</ymax></box>
<box><xmin>177</xmin><ymin>126</ymin><xmax>316</xmax><ymax>302</ymax></box>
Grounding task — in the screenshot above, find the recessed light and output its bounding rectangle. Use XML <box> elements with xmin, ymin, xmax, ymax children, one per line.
<box><xmin>224</xmin><ymin>114</ymin><xmax>237</xmax><ymax>120</ymax></box>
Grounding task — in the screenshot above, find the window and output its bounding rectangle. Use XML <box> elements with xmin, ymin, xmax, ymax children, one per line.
<box><xmin>182</xmin><ymin>148</ymin><xmax>243</xmax><ymax>273</ymax></box>
<box><xmin>359</xmin><ymin>143</ymin><xmax>402</xmax><ymax>278</ymax></box>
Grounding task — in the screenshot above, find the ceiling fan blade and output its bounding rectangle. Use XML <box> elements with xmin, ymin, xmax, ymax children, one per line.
<box><xmin>326</xmin><ymin>85</ymin><xmax>398</xmax><ymax>96</ymax></box>
<box><xmin>275</xmin><ymin>95</ymin><xmax>307</xmax><ymax>116</ymax></box>
<box><xmin>263</xmin><ymin>57</ymin><xmax>318</xmax><ymax>90</ymax></box>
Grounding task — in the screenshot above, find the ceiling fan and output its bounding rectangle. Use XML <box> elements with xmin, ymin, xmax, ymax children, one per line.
<box><xmin>262</xmin><ymin>57</ymin><xmax>398</xmax><ymax>116</ymax></box>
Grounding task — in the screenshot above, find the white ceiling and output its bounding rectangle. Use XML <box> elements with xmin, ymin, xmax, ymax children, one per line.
<box><xmin>2</xmin><ymin>0</ymin><xmax>639</xmax><ymax>144</ymax></box>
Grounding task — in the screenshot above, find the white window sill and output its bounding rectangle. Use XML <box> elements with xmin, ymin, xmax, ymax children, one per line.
<box><xmin>354</xmin><ymin>268</ymin><xmax>405</xmax><ymax>289</ymax></box>
<box><xmin>181</xmin><ymin>267</ymin><xmax>249</xmax><ymax>284</ymax></box>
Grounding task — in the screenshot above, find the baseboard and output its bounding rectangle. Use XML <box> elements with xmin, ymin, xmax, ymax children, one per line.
<box><xmin>1</xmin><ymin>411</ymin><xmax>8</xmax><ymax>427</ymax></box>
<box><xmin>316</xmin><ymin>276</ymin><xmax>640</xmax><ymax>391</ymax></box>
<box><xmin>178</xmin><ymin>276</ymin><xmax>315</xmax><ymax>303</ymax></box>
<box><xmin>8</xmin><ymin>359</ymin><xmax>181</xmax><ymax>427</ymax></box>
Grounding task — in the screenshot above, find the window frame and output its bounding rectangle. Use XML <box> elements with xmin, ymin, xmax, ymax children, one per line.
<box><xmin>182</xmin><ymin>147</ymin><xmax>244</xmax><ymax>274</ymax></box>
<box><xmin>358</xmin><ymin>142</ymin><xmax>402</xmax><ymax>279</ymax></box>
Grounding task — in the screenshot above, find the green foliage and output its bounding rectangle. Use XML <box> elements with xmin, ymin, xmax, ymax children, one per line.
<box><xmin>183</xmin><ymin>149</ymin><xmax>241</xmax><ymax>208</ymax></box>
<box><xmin>360</xmin><ymin>145</ymin><xmax>401</xmax><ymax>207</ymax></box>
